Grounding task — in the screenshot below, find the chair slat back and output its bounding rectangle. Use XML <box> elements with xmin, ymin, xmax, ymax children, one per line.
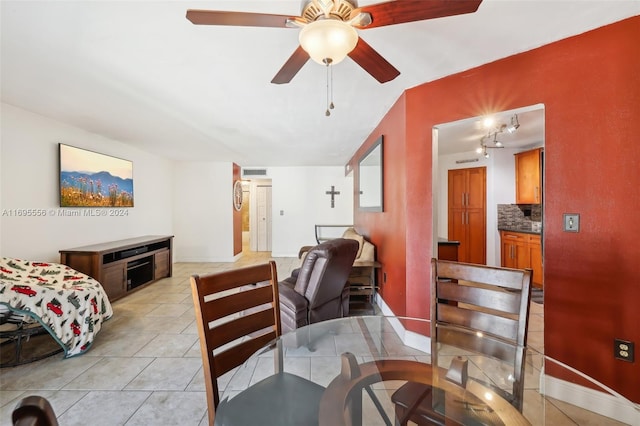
<box><xmin>191</xmin><ymin>261</ymin><xmax>281</xmax><ymax>425</ymax></box>
<box><xmin>438</xmin><ymin>303</ymin><xmax>521</xmax><ymax>342</ymax></box>
<box><xmin>202</xmin><ymin>284</ymin><xmax>275</xmax><ymax>323</ymax></box>
<box><xmin>435</xmin><ymin>260</ymin><xmax>530</xmax><ymax>291</ymax></box>
<box><xmin>438</xmin><ymin>281</ymin><xmax>523</xmax><ymax>315</ymax></box>
<box><xmin>430</xmin><ymin>259</ymin><xmax>532</xmax><ymax>411</ymax></box>
<box><xmin>213</xmin><ymin>331</ymin><xmax>279</xmax><ymax>376</ymax></box>
<box><xmin>211</xmin><ymin>307</ymin><xmax>278</xmax><ymax>351</ymax></box>
<box><xmin>436</xmin><ymin>324</ymin><xmax>519</xmax><ymax>366</ymax></box>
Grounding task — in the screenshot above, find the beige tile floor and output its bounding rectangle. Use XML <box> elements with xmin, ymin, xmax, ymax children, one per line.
<box><xmin>1</xmin><ymin>250</ymin><xmax>617</xmax><ymax>426</ymax></box>
<box><xmin>0</xmin><ymin>250</ymin><xmax>301</xmax><ymax>426</ymax></box>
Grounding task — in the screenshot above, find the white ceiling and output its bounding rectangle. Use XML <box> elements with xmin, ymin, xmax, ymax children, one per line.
<box><xmin>2</xmin><ymin>1</ymin><xmax>638</xmax><ymax>166</ymax></box>
<box><xmin>436</xmin><ymin>104</ymin><xmax>545</xmax><ymax>156</ymax></box>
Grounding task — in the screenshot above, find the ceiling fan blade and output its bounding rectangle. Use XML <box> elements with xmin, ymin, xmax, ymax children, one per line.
<box><xmin>348</xmin><ymin>38</ymin><xmax>400</xmax><ymax>83</ymax></box>
<box><xmin>353</xmin><ymin>0</ymin><xmax>483</xmax><ymax>29</ymax></box>
<box><xmin>186</xmin><ymin>9</ymin><xmax>300</xmax><ymax>28</ymax></box>
<box><xmin>271</xmin><ymin>46</ymin><xmax>310</xmax><ymax>84</ymax></box>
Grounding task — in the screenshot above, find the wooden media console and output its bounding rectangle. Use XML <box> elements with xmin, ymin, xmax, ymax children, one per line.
<box><xmin>60</xmin><ymin>235</ymin><xmax>173</xmax><ymax>301</ymax></box>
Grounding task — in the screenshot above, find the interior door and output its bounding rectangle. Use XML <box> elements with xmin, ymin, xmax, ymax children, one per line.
<box><xmin>466</xmin><ymin>168</ymin><xmax>486</xmax><ymax>264</ymax></box>
<box><xmin>466</xmin><ymin>168</ymin><xmax>485</xmax><ymax>209</ymax></box>
<box><xmin>449</xmin><ymin>171</ymin><xmax>467</xmax><ymax>209</ymax></box>
<box><xmin>256</xmin><ymin>184</ymin><xmax>272</xmax><ymax>252</ymax></box>
<box><xmin>448</xmin><ymin>208</ymin><xmax>467</xmax><ymax>260</ymax></box>
<box><xmin>466</xmin><ymin>208</ymin><xmax>486</xmax><ymax>264</ymax></box>
<box><xmin>447</xmin><ymin>167</ymin><xmax>486</xmax><ymax>264</ymax></box>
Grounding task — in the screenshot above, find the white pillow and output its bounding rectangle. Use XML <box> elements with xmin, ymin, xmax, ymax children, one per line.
<box><xmin>342</xmin><ymin>227</ymin><xmax>364</xmax><ymax>259</ymax></box>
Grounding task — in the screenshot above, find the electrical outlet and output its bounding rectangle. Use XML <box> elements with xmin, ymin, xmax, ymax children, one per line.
<box><xmin>614</xmin><ymin>339</ymin><xmax>634</xmax><ymax>362</ymax></box>
<box><xmin>563</xmin><ymin>213</ymin><xmax>580</xmax><ymax>232</ymax></box>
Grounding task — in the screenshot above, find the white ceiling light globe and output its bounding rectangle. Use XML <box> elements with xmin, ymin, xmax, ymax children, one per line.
<box><xmin>299</xmin><ymin>19</ymin><xmax>358</xmax><ymax>65</ymax></box>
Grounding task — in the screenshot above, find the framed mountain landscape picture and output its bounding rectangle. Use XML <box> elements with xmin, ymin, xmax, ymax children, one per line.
<box><xmin>59</xmin><ymin>144</ymin><xmax>134</xmax><ymax>207</ymax></box>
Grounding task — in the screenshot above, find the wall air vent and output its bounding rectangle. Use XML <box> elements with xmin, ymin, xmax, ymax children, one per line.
<box><xmin>455</xmin><ymin>158</ymin><xmax>479</xmax><ymax>164</ymax></box>
<box><xmin>242</xmin><ymin>168</ymin><xmax>268</xmax><ymax>177</ymax></box>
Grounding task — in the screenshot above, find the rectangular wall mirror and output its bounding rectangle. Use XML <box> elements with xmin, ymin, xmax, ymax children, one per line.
<box><xmin>358</xmin><ymin>135</ymin><xmax>383</xmax><ymax>212</ymax></box>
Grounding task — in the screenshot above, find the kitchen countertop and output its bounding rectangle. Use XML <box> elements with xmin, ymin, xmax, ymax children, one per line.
<box><xmin>437</xmin><ymin>237</ymin><xmax>460</xmax><ymax>245</ymax></box>
<box><xmin>498</xmin><ymin>227</ymin><xmax>542</xmax><ymax>235</ymax></box>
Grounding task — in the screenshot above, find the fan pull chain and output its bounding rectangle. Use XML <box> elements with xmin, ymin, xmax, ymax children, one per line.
<box><xmin>329</xmin><ymin>63</ymin><xmax>334</xmax><ymax>110</ymax></box>
<box><xmin>323</xmin><ymin>58</ymin><xmax>334</xmax><ymax>117</ymax></box>
<box><xmin>326</xmin><ymin>60</ymin><xmax>330</xmax><ymax>116</ymax></box>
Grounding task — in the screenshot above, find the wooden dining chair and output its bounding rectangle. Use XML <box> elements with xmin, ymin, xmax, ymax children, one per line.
<box><xmin>391</xmin><ymin>258</ymin><xmax>533</xmax><ymax>425</ymax></box>
<box><xmin>12</xmin><ymin>395</ymin><xmax>58</xmax><ymax>426</ymax></box>
<box><xmin>190</xmin><ymin>261</ymin><xmax>325</xmax><ymax>426</ymax></box>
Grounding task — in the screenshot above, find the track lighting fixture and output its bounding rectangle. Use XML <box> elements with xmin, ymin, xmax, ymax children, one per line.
<box><xmin>476</xmin><ymin>139</ymin><xmax>502</xmax><ymax>158</ymax></box>
<box><xmin>477</xmin><ymin>113</ymin><xmax>520</xmax><ymax>157</ymax></box>
<box><xmin>505</xmin><ymin>114</ymin><xmax>520</xmax><ymax>134</ymax></box>
<box><xmin>493</xmin><ymin>132</ymin><xmax>503</xmax><ymax>147</ymax></box>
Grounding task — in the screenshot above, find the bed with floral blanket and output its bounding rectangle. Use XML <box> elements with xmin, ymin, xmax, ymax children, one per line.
<box><xmin>0</xmin><ymin>257</ymin><xmax>113</xmax><ymax>358</ymax></box>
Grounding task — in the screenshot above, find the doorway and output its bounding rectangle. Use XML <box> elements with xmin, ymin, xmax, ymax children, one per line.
<box><xmin>433</xmin><ymin>104</ymin><xmax>545</xmax><ymax>267</ymax></box>
<box><xmin>241</xmin><ymin>183</ymin><xmax>250</xmax><ymax>251</ymax></box>
<box><xmin>247</xmin><ymin>180</ymin><xmax>273</xmax><ymax>252</ymax></box>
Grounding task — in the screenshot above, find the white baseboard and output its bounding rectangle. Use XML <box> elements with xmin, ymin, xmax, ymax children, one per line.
<box><xmin>375</xmin><ymin>295</ymin><xmax>431</xmax><ymax>354</ymax></box>
<box><xmin>270</xmin><ymin>252</ymin><xmax>299</xmax><ymax>258</ymax></box>
<box><xmin>375</xmin><ymin>293</ymin><xmax>395</xmax><ymax>317</ymax></box>
<box><xmin>543</xmin><ymin>374</ymin><xmax>639</xmax><ymax>425</ymax></box>
<box><xmin>174</xmin><ymin>256</ymin><xmax>237</xmax><ymax>262</ymax></box>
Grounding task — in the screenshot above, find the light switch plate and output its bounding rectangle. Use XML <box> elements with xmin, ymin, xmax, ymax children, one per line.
<box><xmin>563</xmin><ymin>213</ymin><xmax>580</xmax><ymax>232</ymax></box>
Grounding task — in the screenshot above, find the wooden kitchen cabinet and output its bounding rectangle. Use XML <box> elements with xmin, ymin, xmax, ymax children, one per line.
<box><xmin>448</xmin><ymin>167</ymin><xmax>486</xmax><ymax>264</ymax></box>
<box><xmin>500</xmin><ymin>231</ymin><xmax>543</xmax><ymax>288</ymax></box>
<box><xmin>528</xmin><ymin>234</ymin><xmax>543</xmax><ymax>288</ymax></box>
<box><xmin>501</xmin><ymin>231</ymin><xmax>529</xmax><ymax>269</ymax></box>
<box><xmin>515</xmin><ymin>148</ymin><xmax>543</xmax><ymax>204</ymax></box>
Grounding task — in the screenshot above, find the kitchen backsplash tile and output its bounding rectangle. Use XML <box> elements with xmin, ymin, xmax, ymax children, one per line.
<box><xmin>498</xmin><ymin>204</ymin><xmax>542</xmax><ymax>232</ymax></box>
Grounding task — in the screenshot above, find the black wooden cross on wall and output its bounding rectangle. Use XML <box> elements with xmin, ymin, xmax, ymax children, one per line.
<box><xmin>325</xmin><ymin>186</ymin><xmax>340</xmax><ymax>208</ymax></box>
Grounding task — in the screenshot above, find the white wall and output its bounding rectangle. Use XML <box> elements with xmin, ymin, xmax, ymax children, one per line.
<box><xmin>172</xmin><ymin>161</ymin><xmax>234</xmax><ymax>262</ymax></box>
<box><xmin>269</xmin><ymin>167</ymin><xmax>353</xmax><ymax>257</ymax></box>
<box><xmin>0</xmin><ymin>113</ymin><xmax>3</xmax><ymax>249</ymax></box>
<box><xmin>0</xmin><ymin>104</ymin><xmax>354</xmax><ymax>263</ymax></box>
<box><xmin>490</xmin><ymin>147</ymin><xmax>520</xmax><ymax>262</ymax></box>
<box><xmin>0</xmin><ymin>103</ymin><xmax>173</xmax><ymax>262</ymax></box>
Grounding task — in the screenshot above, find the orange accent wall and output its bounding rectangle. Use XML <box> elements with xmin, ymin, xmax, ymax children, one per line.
<box><xmin>233</xmin><ymin>163</ymin><xmax>242</xmax><ymax>256</ymax></box>
<box><xmin>352</xmin><ymin>16</ymin><xmax>640</xmax><ymax>401</ymax></box>
<box><xmin>352</xmin><ymin>94</ymin><xmax>408</xmax><ymax>315</ymax></box>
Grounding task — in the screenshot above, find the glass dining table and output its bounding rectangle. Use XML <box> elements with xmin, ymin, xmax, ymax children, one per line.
<box><xmin>213</xmin><ymin>316</ymin><xmax>639</xmax><ymax>426</ymax></box>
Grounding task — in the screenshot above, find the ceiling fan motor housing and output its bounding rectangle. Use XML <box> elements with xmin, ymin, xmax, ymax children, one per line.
<box><xmin>301</xmin><ymin>0</ymin><xmax>357</xmax><ymax>22</ymax></box>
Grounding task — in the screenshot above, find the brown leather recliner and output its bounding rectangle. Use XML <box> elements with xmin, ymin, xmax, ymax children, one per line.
<box><xmin>279</xmin><ymin>238</ymin><xmax>359</xmax><ymax>334</ymax></box>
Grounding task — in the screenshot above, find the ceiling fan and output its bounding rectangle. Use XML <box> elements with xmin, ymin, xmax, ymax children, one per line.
<box><xmin>186</xmin><ymin>0</ymin><xmax>483</xmax><ymax>84</ymax></box>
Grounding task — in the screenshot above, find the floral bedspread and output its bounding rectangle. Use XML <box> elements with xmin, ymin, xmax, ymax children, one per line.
<box><xmin>0</xmin><ymin>257</ymin><xmax>113</xmax><ymax>358</ymax></box>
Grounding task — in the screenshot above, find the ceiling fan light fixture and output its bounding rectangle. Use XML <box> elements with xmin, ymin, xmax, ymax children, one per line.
<box><xmin>299</xmin><ymin>19</ymin><xmax>358</xmax><ymax>65</ymax></box>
